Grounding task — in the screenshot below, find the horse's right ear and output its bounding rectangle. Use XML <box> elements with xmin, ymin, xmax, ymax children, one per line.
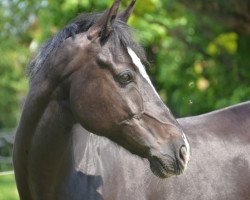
<box><xmin>118</xmin><ymin>0</ymin><xmax>136</xmax><ymax>23</ymax></box>
<box><xmin>87</xmin><ymin>0</ymin><xmax>122</xmax><ymax>41</ymax></box>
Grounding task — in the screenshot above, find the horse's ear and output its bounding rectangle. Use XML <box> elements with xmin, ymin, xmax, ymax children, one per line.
<box><xmin>118</xmin><ymin>0</ymin><xmax>136</xmax><ymax>23</ymax></box>
<box><xmin>87</xmin><ymin>0</ymin><xmax>121</xmax><ymax>41</ymax></box>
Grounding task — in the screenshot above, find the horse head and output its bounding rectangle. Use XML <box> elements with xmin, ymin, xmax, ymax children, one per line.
<box><xmin>34</xmin><ymin>0</ymin><xmax>190</xmax><ymax>178</ymax></box>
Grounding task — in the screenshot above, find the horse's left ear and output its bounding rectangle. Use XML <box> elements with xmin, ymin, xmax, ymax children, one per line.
<box><xmin>118</xmin><ymin>0</ymin><xmax>136</xmax><ymax>23</ymax></box>
<box><xmin>87</xmin><ymin>0</ymin><xmax>121</xmax><ymax>41</ymax></box>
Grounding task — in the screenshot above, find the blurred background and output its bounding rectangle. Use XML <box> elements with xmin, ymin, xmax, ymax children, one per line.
<box><xmin>0</xmin><ymin>0</ymin><xmax>249</xmax><ymax>198</ymax></box>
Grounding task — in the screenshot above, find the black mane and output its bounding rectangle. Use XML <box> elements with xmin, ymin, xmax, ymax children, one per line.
<box><xmin>28</xmin><ymin>12</ymin><xmax>147</xmax><ymax>79</ymax></box>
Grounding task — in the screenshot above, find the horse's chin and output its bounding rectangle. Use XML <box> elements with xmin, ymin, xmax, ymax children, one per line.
<box><xmin>148</xmin><ymin>156</ymin><xmax>184</xmax><ymax>179</ymax></box>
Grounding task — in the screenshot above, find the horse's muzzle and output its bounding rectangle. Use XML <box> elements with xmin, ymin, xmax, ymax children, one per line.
<box><xmin>148</xmin><ymin>144</ymin><xmax>189</xmax><ymax>178</ymax></box>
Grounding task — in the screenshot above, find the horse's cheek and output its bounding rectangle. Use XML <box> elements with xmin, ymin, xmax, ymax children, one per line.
<box><xmin>69</xmin><ymin>79</ymin><xmax>111</xmax><ymax>133</ymax></box>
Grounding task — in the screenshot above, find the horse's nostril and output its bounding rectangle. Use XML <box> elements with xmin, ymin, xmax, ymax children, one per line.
<box><xmin>179</xmin><ymin>145</ymin><xmax>188</xmax><ymax>164</ymax></box>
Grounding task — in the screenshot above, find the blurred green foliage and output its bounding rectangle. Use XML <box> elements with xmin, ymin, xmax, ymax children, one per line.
<box><xmin>0</xmin><ymin>173</ymin><xmax>19</xmax><ymax>200</ymax></box>
<box><xmin>0</xmin><ymin>0</ymin><xmax>249</xmax><ymax>129</ymax></box>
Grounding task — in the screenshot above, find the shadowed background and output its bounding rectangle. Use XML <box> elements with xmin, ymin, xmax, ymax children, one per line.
<box><xmin>0</xmin><ymin>0</ymin><xmax>249</xmax><ymax>198</ymax></box>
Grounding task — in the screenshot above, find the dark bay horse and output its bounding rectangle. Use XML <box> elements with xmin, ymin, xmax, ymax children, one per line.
<box><xmin>13</xmin><ymin>0</ymin><xmax>249</xmax><ymax>199</ymax></box>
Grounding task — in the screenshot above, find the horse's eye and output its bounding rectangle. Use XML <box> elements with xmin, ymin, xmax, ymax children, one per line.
<box><xmin>117</xmin><ymin>71</ymin><xmax>133</xmax><ymax>85</ymax></box>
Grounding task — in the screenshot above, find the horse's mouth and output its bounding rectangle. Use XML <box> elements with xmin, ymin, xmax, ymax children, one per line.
<box><xmin>148</xmin><ymin>156</ymin><xmax>184</xmax><ymax>179</ymax></box>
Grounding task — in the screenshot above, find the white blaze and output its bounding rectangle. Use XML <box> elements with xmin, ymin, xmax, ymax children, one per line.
<box><xmin>127</xmin><ymin>47</ymin><xmax>160</xmax><ymax>99</ymax></box>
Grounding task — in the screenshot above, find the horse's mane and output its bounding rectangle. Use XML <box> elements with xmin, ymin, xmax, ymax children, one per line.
<box><xmin>28</xmin><ymin>12</ymin><xmax>148</xmax><ymax>80</ymax></box>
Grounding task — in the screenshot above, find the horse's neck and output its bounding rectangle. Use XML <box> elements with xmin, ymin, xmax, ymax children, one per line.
<box><xmin>30</xmin><ymin>98</ymin><xmax>74</xmax><ymax>163</ymax></box>
<box><xmin>13</xmin><ymin>79</ymin><xmax>69</xmax><ymax>200</ymax></box>
<box><xmin>22</xmin><ymin>98</ymin><xmax>75</xmax><ymax>199</ymax></box>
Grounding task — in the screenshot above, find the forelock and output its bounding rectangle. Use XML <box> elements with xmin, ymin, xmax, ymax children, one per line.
<box><xmin>28</xmin><ymin>12</ymin><xmax>148</xmax><ymax>80</ymax></box>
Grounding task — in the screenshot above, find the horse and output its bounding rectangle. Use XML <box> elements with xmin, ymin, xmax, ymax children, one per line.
<box><xmin>13</xmin><ymin>0</ymin><xmax>250</xmax><ymax>199</ymax></box>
